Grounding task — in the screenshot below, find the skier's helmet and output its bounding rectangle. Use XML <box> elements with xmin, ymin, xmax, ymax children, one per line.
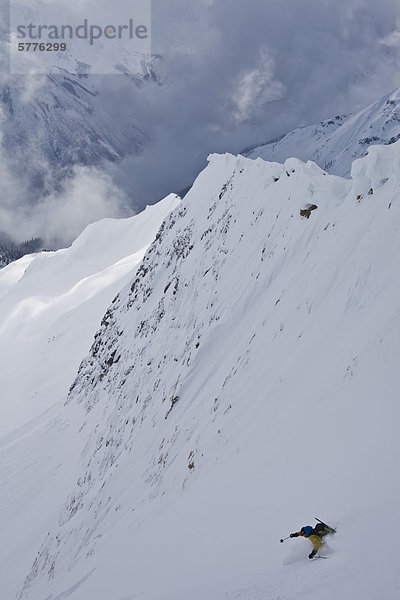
<box><xmin>301</xmin><ymin>526</ymin><xmax>313</xmax><ymax>537</ymax></box>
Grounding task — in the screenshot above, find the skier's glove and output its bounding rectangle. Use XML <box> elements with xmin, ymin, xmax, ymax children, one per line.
<box><xmin>290</xmin><ymin>533</ymin><xmax>298</xmax><ymax>538</ymax></box>
<box><xmin>308</xmin><ymin>551</ymin><xmax>316</xmax><ymax>559</ymax></box>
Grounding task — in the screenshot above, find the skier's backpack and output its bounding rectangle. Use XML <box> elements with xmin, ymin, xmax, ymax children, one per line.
<box><xmin>313</xmin><ymin>522</ymin><xmax>335</xmax><ymax>537</ymax></box>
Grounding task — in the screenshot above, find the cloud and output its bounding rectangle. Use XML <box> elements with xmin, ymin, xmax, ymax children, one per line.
<box><xmin>0</xmin><ymin>162</ymin><xmax>130</xmax><ymax>247</ymax></box>
<box><xmin>23</xmin><ymin>166</ymin><xmax>130</xmax><ymax>247</ymax></box>
<box><xmin>1</xmin><ymin>0</ymin><xmax>400</xmax><ymax>246</ymax></box>
<box><xmin>103</xmin><ymin>0</ymin><xmax>400</xmax><ymax>202</ymax></box>
<box><xmin>380</xmin><ymin>18</ymin><xmax>400</xmax><ymax>48</ymax></box>
<box><xmin>0</xmin><ymin>121</ymin><xmax>130</xmax><ymax>247</ymax></box>
<box><xmin>232</xmin><ymin>50</ymin><xmax>286</xmax><ymax>123</ymax></box>
<box><xmin>382</xmin><ymin>31</ymin><xmax>400</xmax><ymax>48</ymax></box>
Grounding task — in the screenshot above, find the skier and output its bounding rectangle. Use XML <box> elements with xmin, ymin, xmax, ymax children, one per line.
<box><xmin>289</xmin><ymin>522</ymin><xmax>336</xmax><ymax>558</ymax></box>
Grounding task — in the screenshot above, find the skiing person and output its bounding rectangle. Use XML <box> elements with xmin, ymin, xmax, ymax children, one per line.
<box><xmin>289</xmin><ymin>522</ymin><xmax>336</xmax><ymax>558</ymax></box>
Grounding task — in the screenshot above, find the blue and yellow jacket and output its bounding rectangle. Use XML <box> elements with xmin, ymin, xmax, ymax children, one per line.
<box><xmin>290</xmin><ymin>524</ymin><xmax>335</xmax><ymax>555</ymax></box>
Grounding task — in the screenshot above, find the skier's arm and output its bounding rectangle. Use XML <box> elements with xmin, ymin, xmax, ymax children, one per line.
<box><xmin>289</xmin><ymin>531</ymin><xmax>301</xmax><ymax>538</ymax></box>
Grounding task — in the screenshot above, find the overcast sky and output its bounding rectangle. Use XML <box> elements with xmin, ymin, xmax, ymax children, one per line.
<box><xmin>1</xmin><ymin>0</ymin><xmax>400</xmax><ymax>245</ymax></box>
<box><xmin>104</xmin><ymin>0</ymin><xmax>400</xmax><ymax>201</ymax></box>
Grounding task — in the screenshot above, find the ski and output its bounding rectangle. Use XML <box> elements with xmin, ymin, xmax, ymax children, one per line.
<box><xmin>314</xmin><ymin>517</ymin><xmax>336</xmax><ymax>532</ymax></box>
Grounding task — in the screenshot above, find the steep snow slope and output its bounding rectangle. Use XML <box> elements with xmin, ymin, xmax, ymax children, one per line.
<box><xmin>2</xmin><ymin>145</ymin><xmax>400</xmax><ymax>600</ymax></box>
<box><xmin>246</xmin><ymin>86</ymin><xmax>400</xmax><ymax>177</ymax></box>
<box><xmin>0</xmin><ymin>194</ymin><xmax>180</xmax><ymax>437</ymax></box>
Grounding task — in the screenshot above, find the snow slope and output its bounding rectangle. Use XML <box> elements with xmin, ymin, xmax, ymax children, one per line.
<box><xmin>2</xmin><ymin>144</ymin><xmax>400</xmax><ymax>600</ymax></box>
<box><xmin>246</xmin><ymin>86</ymin><xmax>400</xmax><ymax>177</ymax></box>
<box><xmin>0</xmin><ymin>194</ymin><xmax>180</xmax><ymax>438</ymax></box>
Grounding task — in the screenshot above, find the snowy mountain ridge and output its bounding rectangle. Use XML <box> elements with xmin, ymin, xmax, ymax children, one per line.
<box><xmin>246</xmin><ymin>86</ymin><xmax>400</xmax><ymax>177</ymax></box>
<box><xmin>5</xmin><ymin>141</ymin><xmax>400</xmax><ymax>600</ymax></box>
<box><xmin>1</xmin><ymin>69</ymin><xmax>149</xmax><ymax>173</ymax></box>
<box><xmin>0</xmin><ymin>194</ymin><xmax>180</xmax><ymax>438</ymax></box>
<box><xmin>1</xmin><ymin>0</ymin><xmax>159</xmax><ymax>202</ymax></box>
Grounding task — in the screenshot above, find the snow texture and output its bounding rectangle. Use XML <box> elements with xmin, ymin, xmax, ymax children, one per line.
<box><xmin>0</xmin><ymin>194</ymin><xmax>180</xmax><ymax>437</ymax></box>
<box><xmin>1</xmin><ymin>143</ymin><xmax>400</xmax><ymax>600</ymax></box>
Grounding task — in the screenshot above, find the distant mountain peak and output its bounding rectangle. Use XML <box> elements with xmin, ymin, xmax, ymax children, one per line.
<box><xmin>246</xmin><ymin>86</ymin><xmax>400</xmax><ymax>177</ymax></box>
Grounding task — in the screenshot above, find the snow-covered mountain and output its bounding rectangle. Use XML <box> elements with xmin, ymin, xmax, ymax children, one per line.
<box><xmin>1</xmin><ymin>69</ymin><xmax>150</xmax><ymax>175</ymax></box>
<box><xmin>0</xmin><ymin>194</ymin><xmax>179</xmax><ymax>438</ymax></box>
<box><xmin>2</xmin><ymin>0</ymin><xmax>157</xmax><ymax>173</ymax></box>
<box><xmin>2</xmin><ymin>139</ymin><xmax>399</xmax><ymax>600</ymax></box>
<box><xmin>246</xmin><ymin>86</ymin><xmax>400</xmax><ymax>177</ymax></box>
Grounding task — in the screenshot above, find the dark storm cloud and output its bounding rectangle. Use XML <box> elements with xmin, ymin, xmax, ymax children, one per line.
<box><xmin>105</xmin><ymin>0</ymin><xmax>400</xmax><ymax>203</ymax></box>
<box><xmin>1</xmin><ymin>0</ymin><xmax>400</xmax><ymax>245</ymax></box>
